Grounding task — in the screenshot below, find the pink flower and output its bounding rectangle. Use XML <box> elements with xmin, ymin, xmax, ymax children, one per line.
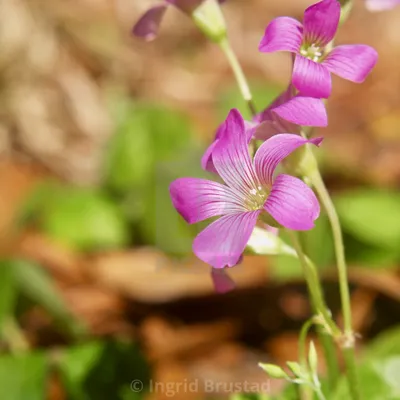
<box><xmin>170</xmin><ymin>109</ymin><xmax>321</xmax><ymax>269</ymax></box>
<box><xmin>366</xmin><ymin>0</ymin><xmax>400</xmax><ymax>10</ymax></box>
<box><xmin>259</xmin><ymin>0</ymin><xmax>378</xmax><ymax>98</ymax></box>
<box><xmin>133</xmin><ymin>0</ymin><xmax>225</xmax><ymax>41</ymax></box>
<box><xmin>254</xmin><ymin>84</ymin><xmax>328</xmax><ymax>140</ymax></box>
<box><xmin>202</xmin><ymin>86</ymin><xmax>327</xmax><ymax>173</ymax></box>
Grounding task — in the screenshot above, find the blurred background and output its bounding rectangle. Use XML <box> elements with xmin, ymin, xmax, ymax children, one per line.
<box><xmin>0</xmin><ymin>0</ymin><xmax>400</xmax><ymax>399</ymax></box>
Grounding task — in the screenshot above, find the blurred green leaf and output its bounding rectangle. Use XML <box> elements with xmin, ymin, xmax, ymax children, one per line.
<box><xmin>218</xmin><ymin>81</ymin><xmax>282</xmax><ymax>120</ymax></box>
<box><xmin>59</xmin><ymin>340</ymin><xmax>150</xmax><ymax>400</ymax></box>
<box><xmin>0</xmin><ymin>261</ymin><xmax>17</xmax><ymax>330</ymax></box>
<box><xmin>105</xmin><ymin>101</ymin><xmax>193</xmax><ymax>194</ymax></box>
<box><xmin>12</xmin><ymin>259</ymin><xmax>84</xmax><ymax>338</ymax></box>
<box><xmin>365</xmin><ymin>326</ymin><xmax>400</xmax><ymax>360</ymax></box>
<box><xmin>333</xmin><ymin>326</ymin><xmax>400</xmax><ymax>399</ymax></box>
<box><xmin>139</xmin><ymin>147</ymin><xmax>207</xmax><ymax>256</ymax></box>
<box><xmin>41</xmin><ymin>187</ymin><xmax>129</xmax><ymax>251</ymax></box>
<box><xmin>344</xmin><ymin>234</ymin><xmax>399</xmax><ymax>269</ymax></box>
<box><xmin>0</xmin><ymin>352</ymin><xmax>47</xmax><ymax>400</ymax></box>
<box><xmin>336</xmin><ymin>190</ymin><xmax>400</xmax><ymax>251</ymax></box>
<box><xmin>332</xmin><ymin>359</ymin><xmax>400</xmax><ymax>400</ymax></box>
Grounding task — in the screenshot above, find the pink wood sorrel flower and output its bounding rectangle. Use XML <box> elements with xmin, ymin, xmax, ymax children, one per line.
<box><xmin>133</xmin><ymin>0</ymin><xmax>225</xmax><ymax>41</ymax></box>
<box><xmin>366</xmin><ymin>0</ymin><xmax>400</xmax><ymax>10</ymax></box>
<box><xmin>254</xmin><ymin>84</ymin><xmax>328</xmax><ymax>140</ymax></box>
<box><xmin>202</xmin><ymin>87</ymin><xmax>327</xmax><ymax>173</ymax></box>
<box><xmin>258</xmin><ymin>0</ymin><xmax>378</xmax><ymax>98</ymax></box>
<box><xmin>170</xmin><ymin>109</ymin><xmax>321</xmax><ymax>268</ymax></box>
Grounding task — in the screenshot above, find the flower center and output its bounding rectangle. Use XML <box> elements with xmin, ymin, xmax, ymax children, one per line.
<box><xmin>245</xmin><ymin>186</ymin><xmax>269</xmax><ymax>211</ymax></box>
<box><xmin>300</xmin><ymin>43</ymin><xmax>323</xmax><ymax>62</ymax></box>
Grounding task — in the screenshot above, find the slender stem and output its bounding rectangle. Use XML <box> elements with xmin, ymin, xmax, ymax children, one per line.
<box><xmin>299</xmin><ymin>319</ymin><xmax>314</xmax><ymax>400</ymax></box>
<box><xmin>287</xmin><ymin>231</ymin><xmax>340</xmax><ymax>337</ymax></box>
<box><xmin>343</xmin><ymin>347</ymin><xmax>361</xmax><ymax>400</ymax></box>
<box><xmin>309</xmin><ymin>169</ymin><xmax>352</xmax><ymax>335</ymax></box>
<box><xmin>299</xmin><ymin>319</ymin><xmax>314</xmax><ymax>367</ymax></box>
<box><xmin>219</xmin><ymin>37</ymin><xmax>257</xmax><ymax>117</ymax></box>
<box><xmin>305</xmin><ymin>152</ymin><xmax>361</xmax><ymax>400</ymax></box>
<box><xmin>318</xmin><ymin>331</ymin><xmax>340</xmax><ymax>390</ymax></box>
<box><xmin>288</xmin><ymin>230</ymin><xmax>341</xmax><ymax>393</ymax></box>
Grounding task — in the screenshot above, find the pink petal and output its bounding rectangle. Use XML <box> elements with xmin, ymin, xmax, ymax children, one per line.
<box><xmin>211</xmin><ymin>268</ymin><xmax>236</xmax><ymax>293</ymax></box>
<box><xmin>170</xmin><ymin>178</ymin><xmax>245</xmax><ymax>224</ymax></box>
<box><xmin>293</xmin><ymin>54</ymin><xmax>332</xmax><ymax>98</ymax></box>
<box><xmin>201</xmin><ymin>139</ymin><xmax>220</xmax><ymax>174</ymax></box>
<box><xmin>259</xmin><ymin>17</ymin><xmax>303</xmax><ymax>53</ymax></box>
<box><xmin>193</xmin><ymin>211</ymin><xmax>260</xmax><ymax>268</ymax></box>
<box><xmin>322</xmin><ymin>45</ymin><xmax>378</xmax><ymax>83</ymax></box>
<box><xmin>213</xmin><ymin>109</ymin><xmax>259</xmax><ymax>196</ymax></box>
<box><xmin>254</xmin><ymin>86</ymin><xmax>299</xmax><ymax>139</ymax></box>
<box><xmin>272</xmin><ymin>95</ymin><xmax>328</xmax><ymax>127</ymax></box>
<box><xmin>253</xmin><ymin>121</ymin><xmax>289</xmax><ymax>141</ymax></box>
<box><xmin>366</xmin><ymin>0</ymin><xmax>400</xmax><ymax>10</ymax></box>
<box><xmin>253</xmin><ymin>134</ymin><xmax>322</xmax><ymax>186</ymax></box>
<box><xmin>264</xmin><ymin>174</ymin><xmax>320</xmax><ymax>231</ymax></box>
<box><xmin>132</xmin><ymin>4</ymin><xmax>169</xmax><ymax>41</ymax></box>
<box><xmin>202</xmin><ymin>119</ymin><xmax>254</xmax><ymax>174</ymax></box>
<box><xmin>303</xmin><ymin>0</ymin><xmax>341</xmax><ymax>46</ymax></box>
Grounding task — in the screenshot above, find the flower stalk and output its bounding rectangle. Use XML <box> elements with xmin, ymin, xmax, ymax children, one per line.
<box><xmin>219</xmin><ymin>38</ymin><xmax>257</xmax><ymax>117</ymax></box>
<box><xmin>302</xmin><ymin>145</ymin><xmax>361</xmax><ymax>400</ymax></box>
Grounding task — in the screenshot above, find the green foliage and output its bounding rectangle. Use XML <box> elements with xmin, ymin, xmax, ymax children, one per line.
<box><xmin>41</xmin><ymin>187</ymin><xmax>129</xmax><ymax>251</ymax></box>
<box><xmin>336</xmin><ymin>189</ymin><xmax>400</xmax><ymax>251</ymax></box>
<box><xmin>0</xmin><ymin>261</ymin><xmax>17</xmax><ymax>331</ymax></box>
<box><xmin>58</xmin><ymin>340</ymin><xmax>150</xmax><ymax>400</ymax></box>
<box><xmin>104</xmin><ymin>98</ymin><xmax>207</xmax><ymax>255</ymax></box>
<box><xmin>11</xmin><ymin>259</ymin><xmax>84</xmax><ymax>338</ymax></box>
<box><xmin>22</xmin><ymin>183</ymin><xmax>130</xmax><ymax>252</ymax></box>
<box><xmin>333</xmin><ymin>325</ymin><xmax>400</xmax><ymax>399</ymax></box>
<box><xmin>0</xmin><ymin>352</ymin><xmax>48</xmax><ymax>400</ymax></box>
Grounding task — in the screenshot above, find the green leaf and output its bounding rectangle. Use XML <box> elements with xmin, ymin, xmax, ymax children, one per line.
<box><xmin>104</xmin><ymin>101</ymin><xmax>193</xmax><ymax>195</ymax></box>
<box><xmin>105</xmin><ymin>109</ymin><xmax>153</xmax><ymax>193</ymax></box>
<box><xmin>12</xmin><ymin>259</ymin><xmax>84</xmax><ymax>338</ymax></box>
<box><xmin>0</xmin><ymin>261</ymin><xmax>17</xmax><ymax>330</ymax></box>
<box><xmin>344</xmin><ymin>234</ymin><xmax>399</xmax><ymax>269</ymax></box>
<box><xmin>0</xmin><ymin>352</ymin><xmax>48</xmax><ymax>400</ymax></box>
<box><xmin>41</xmin><ymin>187</ymin><xmax>129</xmax><ymax>251</ymax></box>
<box><xmin>333</xmin><ymin>326</ymin><xmax>400</xmax><ymax>399</ymax></box>
<box><xmin>332</xmin><ymin>359</ymin><xmax>400</xmax><ymax>400</ymax></box>
<box><xmin>335</xmin><ymin>190</ymin><xmax>400</xmax><ymax>250</ymax></box>
<box><xmin>365</xmin><ymin>326</ymin><xmax>400</xmax><ymax>361</ymax></box>
<box><xmin>139</xmin><ymin>146</ymin><xmax>207</xmax><ymax>256</ymax></box>
<box><xmin>58</xmin><ymin>340</ymin><xmax>150</xmax><ymax>400</ymax></box>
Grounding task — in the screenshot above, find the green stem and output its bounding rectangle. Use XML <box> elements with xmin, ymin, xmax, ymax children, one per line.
<box><xmin>306</xmin><ymin>156</ymin><xmax>361</xmax><ymax>400</ymax></box>
<box><xmin>299</xmin><ymin>319</ymin><xmax>314</xmax><ymax>400</ymax></box>
<box><xmin>287</xmin><ymin>231</ymin><xmax>340</xmax><ymax>338</ymax></box>
<box><xmin>219</xmin><ymin>37</ymin><xmax>257</xmax><ymax>117</ymax></box>
<box><xmin>287</xmin><ymin>231</ymin><xmax>342</xmax><ymax>396</ymax></box>
<box><xmin>309</xmin><ymin>169</ymin><xmax>352</xmax><ymax>335</ymax></box>
<box><xmin>319</xmin><ymin>331</ymin><xmax>340</xmax><ymax>390</ymax></box>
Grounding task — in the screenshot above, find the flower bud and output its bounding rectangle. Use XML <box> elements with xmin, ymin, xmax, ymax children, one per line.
<box><xmin>259</xmin><ymin>363</ymin><xmax>289</xmax><ymax>379</ymax></box>
<box><xmin>191</xmin><ymin>0</ymin><xmax>227</xmax><ymax>43</ymax></box>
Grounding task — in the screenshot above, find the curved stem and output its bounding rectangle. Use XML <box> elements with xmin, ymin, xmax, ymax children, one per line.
<box><xmin>306</xmin><ymin>154</ymin><xmax>361</xmax><ymax>400</ymax></box>
<box><xmin>287</xmin><ymin>231</ymin><xmax>341</xmax><ymax>337</ymax></box>
<box><xmin>219</xmin><ymin>37</ymin><xmax>257</xmax><ymax>117</ymax></box>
